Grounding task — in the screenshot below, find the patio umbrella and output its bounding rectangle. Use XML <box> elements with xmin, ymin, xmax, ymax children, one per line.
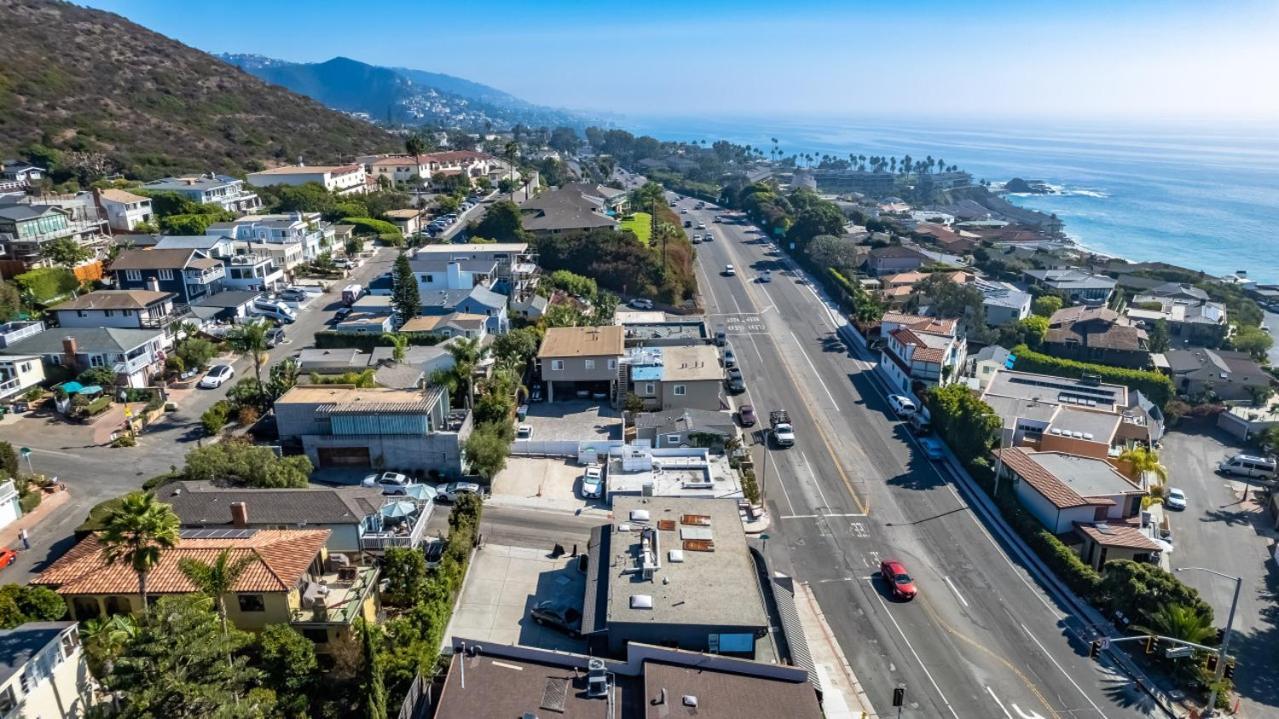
<box><xmin>403</xmin><ymin>483</ymin><xmax>438</xmax><ymax>502</ymax></box>
<box><xmin>79</xmin><ymin>385</ymin><xmax>104</xmax><ymax>395</ymax></box>
<box><xmin>61</xmin><ymin>381</ymin><xmax>84</xmax><ymax>394</ymax></box>
<box><xmin>380</xmin><ymin>501</ymin><xmax>417</xmax><ymax>519</ymax></box>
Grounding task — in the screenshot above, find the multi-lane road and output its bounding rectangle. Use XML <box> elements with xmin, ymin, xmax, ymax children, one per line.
<box><xmin>674</xmin><ymin>195</ymin><xmax>1160</xmax><ymax>718</ymax></box>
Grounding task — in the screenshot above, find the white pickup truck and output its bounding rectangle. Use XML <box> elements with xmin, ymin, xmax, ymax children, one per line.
<box><xmin>770</xmin><ymin>410</ymin><xmax>796</xmax><ymax>448</ymax></box>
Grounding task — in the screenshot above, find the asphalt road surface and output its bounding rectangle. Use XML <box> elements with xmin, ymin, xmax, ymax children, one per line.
<box><xmin>675</xmin><ymin>194</ymin><xmax>1159</xmax><ymax>719</ymax></box>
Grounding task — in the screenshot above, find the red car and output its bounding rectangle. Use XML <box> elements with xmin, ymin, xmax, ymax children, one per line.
<box><xmin>738</xmin><ymin>404</ymin><xmax>758</xmax><ymax>427</ymax></box>
<box><xmin>880</xmin><ymin>560</ymin><xmax>917</xmax><ymax>600</ymax></box>
<box><xmin>0</xmin><ymin>547</ymin><xmax>18</xmax><ymax>571</ymax></box>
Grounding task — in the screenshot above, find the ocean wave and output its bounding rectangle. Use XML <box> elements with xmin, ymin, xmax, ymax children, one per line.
<box><xmin>1063</xmin><ymin>188</ymin><xmax>1108</xmax><ymax>198</ymax></box>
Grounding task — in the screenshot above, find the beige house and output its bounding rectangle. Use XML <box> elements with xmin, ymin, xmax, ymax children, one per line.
<box><xmin>627</xmin><ymin>344</ymin><xmax>724</xmax><ymax>411</ymax></box>
<box><xmin>0</xmin><ymin>622</ymin><xmax>96</xmax><ymax>718</ymax></box>
<box><xmin>384</xmin><ymin>208</ymin><xmax>425</xmax><ymax>235</ymax></box>
<box><xmin>537</xmin><ymin>326</ymin><xmax>625</xmax><ymax>402</ymax></box>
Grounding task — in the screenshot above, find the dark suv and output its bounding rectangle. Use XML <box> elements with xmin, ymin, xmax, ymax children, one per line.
<box><xmin>529</xmin><ymin>601</ymin><xmax>582</xmax><ymax>637</ymax></box>
<box><xmin>726</xmin><ymin>367</ymin><xmax>746</xmax><ymax>394</ymax></box>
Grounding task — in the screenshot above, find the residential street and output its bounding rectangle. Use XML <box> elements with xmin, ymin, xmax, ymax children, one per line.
<box><xmin>1158</xmin><ymin>423</ymin><xmax>1279</xmax><ymax>715</ymax></box>
<box><xmin>678</xmin><ymin>196</ymin><xmax>1158</xmax><ymax>718</ymax></box>
<box><xmin>1</xmin><ymin>248</ymin><xmax>394</xmax><ymax>583</ymax></box>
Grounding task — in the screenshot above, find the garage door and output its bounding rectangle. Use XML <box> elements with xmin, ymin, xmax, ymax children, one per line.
<box><xmin>316</xmin><ymin>446</ymin><xmax>372</xmax><ymax>468</ymax></box>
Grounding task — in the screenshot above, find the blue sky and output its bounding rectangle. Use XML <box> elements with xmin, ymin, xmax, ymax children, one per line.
<box><xmin>84</xmin><ymin>0</ymin><xmax>1279</xmax><ymax>122</ymax></box>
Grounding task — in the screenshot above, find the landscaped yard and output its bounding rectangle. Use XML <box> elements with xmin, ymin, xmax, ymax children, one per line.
<box><xmin>619</xmin><ymin>212</ymin><xmax>652</xmax><ymax>246</ymax></box>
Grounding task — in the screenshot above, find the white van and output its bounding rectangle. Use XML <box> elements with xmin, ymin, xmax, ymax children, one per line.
<box><xmin>250</xmin><ymin>299</ymin><xmax>296</xmax><ymax>324</ymax></box>
<box><xmin>1218</xmin><ymin>454</ymin><xmax>1276</xmax><ymax>479</ymax></box>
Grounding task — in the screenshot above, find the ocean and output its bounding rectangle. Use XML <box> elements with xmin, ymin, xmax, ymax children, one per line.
<box><xmin>624</xmin><ymin>115</ymin><xmax>1279</xmax><ymax>284</ymax></box>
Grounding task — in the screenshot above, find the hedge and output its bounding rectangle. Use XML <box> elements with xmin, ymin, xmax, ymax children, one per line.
<box><xmin>14</xmin><ymin>267</ymin><xmax>79</xmax><ymax>303</ymax></box>
<box><xmin>1010</xmin><ymin>344</ymin><xmax>1174</xmax><ymax>407</ymax></box>
<box><xmin>341</xmin><ymin>216</ymin><xmax>404</xmax><ymax>242</ymax></box>
<box><xmin>312</xmin><ymin>331</ymin><xmax>443</xmax><ymax>351</ymax></box>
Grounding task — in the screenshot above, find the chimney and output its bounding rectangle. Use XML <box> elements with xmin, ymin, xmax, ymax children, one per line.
<box><xmin>61</xmin><ymin>336</ymin><xmax>78</xmax><ymax>370</ymax></box>
<box><xmin>230</xmin><ymin>502</ymin><xmax>249</xmax><ymax>528</ymax></box>
<box><xmin>146</xmin><ymin>276</ymin><xmax>161</xmax><ymax>292</ymax></box>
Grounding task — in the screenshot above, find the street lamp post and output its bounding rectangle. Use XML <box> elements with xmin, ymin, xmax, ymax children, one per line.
<box><xmin>1176</xmin><ymin>566</ymin><xmax>1243</xmax><ymax>716</ymax></box>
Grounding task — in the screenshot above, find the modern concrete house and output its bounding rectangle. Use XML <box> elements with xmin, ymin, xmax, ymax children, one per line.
<box><xmin>994</xmin><ymin>448</ymin><xmax>1145</xmax><ymax>534</ymax></box>
<box><xmin>274</xmin><ymin>385</ymin><xmax>471</xmax><ymax>477</ymax></box>
<box><xmin>142</xmin><ymin>173</ymin><xmax>261</xmax><ymax>215</ymax></box>
<box><xmin>0</xmin><ymin>622</ymin><xmax>97</xmax><ymax>719</ymax></box>
<box><xmin>537</xmin><ymin>326</ymin><xmax>625</xmax><ymax>402</ymax></box>
<box><xmin>1024</xmin><ymin>268</ymin><xmax>1117</xmax><ymax>305</ymax></box>
<box><xmin>1126</xmin><ymin>282</ymin><xmax>1229</xmax><ymax>348</ymax></box>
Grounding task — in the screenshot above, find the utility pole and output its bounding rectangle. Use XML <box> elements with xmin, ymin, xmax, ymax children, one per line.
<box><xmin>1177</xmin><ymin>567</ymin><xmax>1242</xmax><ymax>716</ymax></box>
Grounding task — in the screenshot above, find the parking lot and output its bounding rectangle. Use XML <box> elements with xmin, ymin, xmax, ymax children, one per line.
<box><xmin>445</xmin><ymin>543</ymin><xmax>588</xmax><ymax>653</ymax></box>
<box><xmin>521</xmin><ymin>400</ymin><xmax>621</xmax><ymax>441</ymax></box>
<box><xmin>1159</xmin><ymin>422</ymin><xmax>1279</xmax><ymax>713</ymax></box>
<box><xmin>490</xmin><ymin>457</ymin><xmax>612</xmax><ymax>515</ymax></box>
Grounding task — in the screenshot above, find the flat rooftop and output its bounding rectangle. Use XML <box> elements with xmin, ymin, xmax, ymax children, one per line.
<box><xmin>602</xmin><ymin>497</ymin><xmax>766</xmax><ymax>629</ymax></box>
<box><xmin>277</xmin><ymin>385</ymin><xmax>426</xmax><ymax>405</ymax></box>
<box><xmin>622</xmin><ymin>321</ymin><xmax>708</xmax><ymax>344</ymax></box>
<box><xmin>605</xmin><ymin>448</ymin><xmax>738</xmax><ymax>500</ymax></box>
<box><xmin>984</xmin><ymin>369</ymin><xmax>1127</xmax><ymax>410</ymax></box>
<box><xmin>1045</xmin><ymin>406</ymin><xmax>1121</xmax><ymax>443</ymax></box>
<box><xmin>1028</xmin><ymin>452</ymin><xmax>1140</xmax><ymax>498</ymax></box>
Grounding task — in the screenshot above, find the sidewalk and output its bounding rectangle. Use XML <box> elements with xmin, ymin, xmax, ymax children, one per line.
<box><xmin>0</xmin><ymin>488</ymin><xmax>71</xmax><ymax>551</ymax></box>
<box><xmin>793</xmin><ymin>579</ymin><xmax>876</xmax><ymax>718</ymax></box>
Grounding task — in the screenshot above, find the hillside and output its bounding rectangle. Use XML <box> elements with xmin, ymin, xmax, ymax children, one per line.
<box><xmin>0</xmin><ymin>0</ymin><xmax>399</xmax><ymax>180</ymax></box>
<box><xmin>221</xmin><ymin>54</ymin><xmax>595</xmax><ymax>130</ymax></box>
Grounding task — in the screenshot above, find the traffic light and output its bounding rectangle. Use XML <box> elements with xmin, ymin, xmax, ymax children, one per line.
<box><xmin>1144</xmin><ymin>635</ymin><xmax>1158</xmax><ymax>654</ymax></box>
<box><xmin>1089</xmin><ymin>640</ymin><xmax>1102</xmax><ymax>658</ymax></box>
<box><xmin>1224</xmin><ymin>659</ymin><xmax>1237</xmax><ymax>680</ymax></box>
<box><xmin>892</xmin><ymin>687</ymin><xmax>905</xmax><ymax>707</ymax></box>
<box><xmin>1206</xmin><ymin>653</ymin><xmax>1220</xmax><ymax>672</ymax></box>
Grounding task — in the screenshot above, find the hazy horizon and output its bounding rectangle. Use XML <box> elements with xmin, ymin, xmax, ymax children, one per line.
<box><xmin>82</xmin><ymin>0</ymin><xmax>1279</xmax><ymax>124</ymax></box>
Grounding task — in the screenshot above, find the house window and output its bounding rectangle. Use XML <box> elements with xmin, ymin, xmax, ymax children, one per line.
<box><xmin>122</xmin><ymin>309</ymin><xmax>132</xmax><ymax>316</ymax></box>
<box><xmin>104</xmin><ymin>310</ymin><xmax>114</xmax><ymax>317</ymax></box>
<box><xmin>237</xmin><ymin>594</ymin><xmax>266</xmax><ymax>612</ymax></box>
<box><xmin>673</xmin><ymin>384</ymin><xmax>687</xmax><ymax>396</ymax></box>
<box><xmin>125</xmin><ymin>269</ymin><xmax>142</xmax><ymax>281</ymax></box>
<box><xmin>301</xmin><ymin>628</ymin><xmax>328</xmax><ymax>644</ymax></box>
<box><xmin>0</xmin><ymin>686</ymin><xmax>15</xmax><ymax>713</ymax></box>
<box><xmin>158</xmin><ymin>268</ymin><xmax>174</xmax><ymax>281</ymax></box>
<box><xmin>60</xmin><ymin>631</ymin><xmax>79</xmax><ymax>658</ymax></box>
<box><xmin>608</xmin><ymin>359</ymin><xmax>617</xmax><ymax>370</ymax></box>
<box><xmin>644</xmin><ymin>383</ymin><xmax>655</xmax><ymax>395</ymax></box>
<box><xmin>550</xmin><ymin>360</ymin><xmax>564</xmax><ymax>371</ymax></box>
<box><xmin>584</xmin><ymin>359</ymin><xmax>595</xmax><ymax>370</ymax></box>
<box><xmin>77</xmin><ymin>310</ymin><xmax>87</xmax><ymax>317</ymax></box>
<box><xmin>90</xmin><ymin>355</ymin><xmax>105</xmax><ymax>367</ymax></box>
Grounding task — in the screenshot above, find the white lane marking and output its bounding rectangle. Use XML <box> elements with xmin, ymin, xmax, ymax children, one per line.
<box><xmin>1019</xmin><ymin>623</ymin><xmax>1109</xmax><ymax>718</ymax></box>
<box><xmin>944</xmin><ymin>576</ymin><xmax>970</xmax><ymax>608</ymax></box>
<box><xmin>763</xmin><ymin>446</ymin><xmax>799</xmax><ymax>517</ymax></box>
<box><xmin>986</xmin><ymin>686</ymin><xmax>1014</xmax><ymax>719</ymax></box>
<box><xmin>872</xmin><ymin>583</ymin><xmax>961</xmax><ymax>719</ymax></box>
<box><xmin>779</xmin><ymin>513</ymin><xmax>868</xmax><ymax>519</ymax></box>
<box><xmin>23</xmin><ymin>447</ymin><xmax>83</xmax><ymax>459</ymax></box>
<box><xmin>788</xmin><ymin>330</ymin><xmax>839</xmax><ymax>407</ymax></box>
<box><xmin>1012</xmin><ymin>705</ymin><xmax>1047</xmax><ymax>719</ymax></box>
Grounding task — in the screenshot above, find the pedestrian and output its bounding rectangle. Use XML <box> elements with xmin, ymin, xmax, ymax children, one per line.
<box><xmin>18</xmin><ymin>528</ymin><xmax>29</xmax><ymax>550</ymax></box>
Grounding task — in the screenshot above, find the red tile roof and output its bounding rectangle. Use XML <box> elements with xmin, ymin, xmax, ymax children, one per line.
<box><xmin>33</xmin><ymin>529</ymin><xmax>328</xmax><ymax>596</ymax></box>
<box><xmin>1075</xmin><ymin>522</ymin><xmax>1161</xmax><ymax>551</ymax></box>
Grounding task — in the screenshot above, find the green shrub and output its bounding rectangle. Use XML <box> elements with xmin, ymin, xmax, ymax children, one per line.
<box><xmin>83</xmin><ymin>395</ymin><xmax>111</xmax><ymax>416</ymax></box>
<box><xmin>111</xmin><ymin>434</ymin><xmax>137</xmax><ymax>448</ymax></box>
<box><xmin>340</xmin><ymin>216</ymin><xmax>404</xmax><ymax>245</ymax></box>
<box><xmin>77</xmin><ymin>366</ymin><xmax>117</xmax><ymax>387</ymax></box>
<box><xmin>14</xmin><ymin>267</ymin><xmax>79</xmax><ymax>303</ymax></box>
<box><xmin>19</xmin><ymin>491</ymin><xmax>41</xmax><ymax>514</ymax></box>
<box><xmin>201</xmin><ymin>403</ymin><xmax>229</xmax><ymax>436</ymax></box>
<box><xmin>1010</xmin><ymin>344</ymin><xmax>1174</xmax><ymax>407</ymax></box>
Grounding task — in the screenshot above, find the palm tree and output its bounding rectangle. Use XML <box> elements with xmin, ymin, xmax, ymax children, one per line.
<box><xmin>100</xmin><ymin>492</ymin><xmax>180</xmax><ymax>614</ymax></box>
<box><xmin>227</xmin><ymin>320</ymin><xmax>271</xmax><ymax>405</ymax></box>
<box><xmin>1119</xmin><ymin>445</ymin><xmax>1169</xmax><ymax>486</ymax></box>
<box><xmin>1135</xmin><ymin>603</ymin><xmax>1216</xmax><ymax>645</ymax></box>
<box><xmin>444</xmin><ymin>337</ymin><xmax>484</xmax><ymax>409</ymax></box>
<box><xmin>381</xmin><ymin>332</ymin><xmax>409</xmax><ymax>364</ymax></box>
<box><xmin>405</xmin><ymin>134</ymin><xmax>427</xmax><ymax>167</ymax></box>
<box><xmin>81</xmin><ymin>614</ymin><xmax>138</xmax><ymax>680</ymax></box>
<box><xmin>179</xmin><ymin>548</ymin><xmax>255</xmax><ymax>633</ymax></box>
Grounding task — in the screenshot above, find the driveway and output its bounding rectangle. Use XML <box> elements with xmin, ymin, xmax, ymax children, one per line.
<box><xmin>1160</xmin><ymin>420</ymin><xmax>1279</xmax><ymax>714</ymax></box>
<box><xmin>1</xmin><ymin>248</ymin><xmax>395</xmax><ymax>583</ymax></box>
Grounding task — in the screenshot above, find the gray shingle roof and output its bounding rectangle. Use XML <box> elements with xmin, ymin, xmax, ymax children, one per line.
<box><xmin>0</xmin><ymin>326</ymin><xmax>162</xmax><ymax>355</ymax></box>
<box><xmin>0</xmin><ymin>622</ymin><xmax>76</xmax><ymax>687</ymax></box>
<box><xmin>158</xmin><ymin>481</ymin><xmax>386</xmax><ymax>526</ymax></box>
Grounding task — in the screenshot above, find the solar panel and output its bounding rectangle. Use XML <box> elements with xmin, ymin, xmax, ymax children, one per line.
<box><xmin>179</xmin><ymin>528</ymin><xmax>257</xmax><ymax>540</ymax></box>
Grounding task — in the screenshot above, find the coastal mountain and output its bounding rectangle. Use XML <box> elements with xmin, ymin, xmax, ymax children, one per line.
<box><xmin>220</xmin><ymin>54</ymin><xmax>594</xmax><ymax>130</ymax></box>
<box><xmin>0</xmin><ymin>0</ymin><xmax>398</xmax><ymax>180</ymax></box>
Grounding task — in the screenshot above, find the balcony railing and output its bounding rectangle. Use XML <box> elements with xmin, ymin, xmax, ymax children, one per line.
<box><xmin>0</xmin><ymin>321</ymin><xmax>46</xmax><ymax>348</ymax></box>
<box><xmin>0</xmin><ymin>376</ymin><xmax>24</xmax><ymax>400</ymax></box>
<box><xmin>290</xmin><ymin>565</ymin><xmax>378</xmax><ymax>626</ymax></box>
<box><xmin>113</xmin><ymin>353</ymin><xmax>158</xmax><ymax>375</ymax></box>
<box><xmin>361</xmin><ymin>505</ymin><xmax>433</xmax><ymax>552</ymax></box>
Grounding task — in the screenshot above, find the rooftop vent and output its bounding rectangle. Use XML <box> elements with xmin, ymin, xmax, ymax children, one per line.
<box><xmin>680</xmin><ymin>514</ymin><xmax>711</xmax><ymax>526</ymax></box>
<box><xmin>668</xmin><ymin>549</ymin><xmax>685</xmax><ymax>563</ymax></box>
<box><xmin>540</xmin><ymin>677</ymin><xmax>569</xmax><ymax>713</ymax></box>
<box><xmin>657</xmin><ymin>519</ymin><xmax>676</xmax><ymax>531</ymax></box>
<box><xmin>683</xmin><ymin>695</ymin><xmax>699</xmax><ymax>708</ymax></box>
<box><xmin>630</xmin><ymin>509</ymin><xmax>651</xmax><ymax>522</ymax></box>
<box><xmin>630</xmin><ymin>594</ymin><xmax>653</xmax><ymax>609</ymax></box>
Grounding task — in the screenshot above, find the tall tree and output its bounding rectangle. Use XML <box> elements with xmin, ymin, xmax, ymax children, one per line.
<box><xmin>178</xmin><ymin>548</ymin><xmax>254</xmax><ymax>633</ymax></box>
<box><xmin>41</xmin><ymin>236</ymin><xmax>93</xmax><ymax>268</ymax></box>
<box><xmin>100</xmin><ymin>492</ymin><xmax>180</xmax><ymax>613</ymax></box>
<box><xmin>81</xmin><ymin>614</ymin><xmax>138</xmax><ymax>683</ymax></box>
<box><xmin>1118</xmin><ymin>446</ymin><xmax>1169</xmax><ymax>485</ymax></box>
<box><xmin>360</xmin><ymin>620</ymin><xmax>387</xmax><ymax>719</ymax></box>
<box><xmin>391</xmin><ymin>252</ymin><xmax>420</xmax><ymax>322</ymax></box>
<box><xmin>1135</xmin><ymin>603</ymin><xmax>1216</xmax><ymax>646</ymax></box>
<box><xmin>404</xmin><ymin>134</ymin><xmax>428</xmax><ymax>165</ymax></box>
<box><xmin>267</xmin><ymin>357</ymin><xmax>300</xmax><ymax>402</ymax></box>
<box><xmin>258</xmin><ymin>625</ymin><xmax>318</xmax><ymax>719</ymax></box>
<box><xmin>471</xmin><ymin>200</ymin><xmax>526</xmax><ymax>242</ymax></box>
<box><xmin>1148</xmin><ymin>318</ymin><xmax>1171</xmax><ymax>353</ymax></box>
<box><xmin>442</xmin><ymin>337</ymin><xmax>483</xmax><ymax>409</ymax></box>
<box><xmin>381</xmin><ymin>332</ymin><xmax>409</xmax><ymax>364</ymax></box>
<box><xmin>226</xmin><ymin>320</ymin><xmax>271</xmax><ymax>406</ymax></box>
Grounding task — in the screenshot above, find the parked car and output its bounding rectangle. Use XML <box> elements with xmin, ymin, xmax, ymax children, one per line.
<box><xmin>516</xmin><ymin>424</ymin><xmax>534</xmax><ymax>440</ymax></box>
<box><xmin>726</xmin><ymin>367</ymin><xmax>746</xmax><ymax>394</ymax></box>
<box><xmin>250</xmin><ymin>299</ymin><xmax>296</xmax><ymax>324</ymax></box>
<box><xmin>530</xmin><ymin>384</ymin><xmax>544</xmax><ymax>403</ymax></box>
<box><xmin>265</xmin><ymin>327</ymin><xmax>286</xmax><ymax>348</ymax></box>
<box><xmin>759</xmin><ymin>270</ymin><xmax>772</xmax><ymax>283</ymax></box>
<box><xmin>435</xmin><ymin>481</ymin><xmax>482</xmax><ymax>503</ymax></box>
<box><xmin>580</xmin><ymin>465</ymin><xmax>604</xmax><ymax>499</ymax></box>
<box><xmin>198</xmin><ymin>364</ymin><xmax>235</xmax><ymax>389</ymax></box>
<box><xmin>0</xmin><ymin>547</ymin><xmax>17</xmax><ymax>571</ymax></box>
<box><xmin>722</xmin><ymin>346</ymin><xmax>736</xmax><ymax>368</ymax></box>
<box><xmin>529</xmin><ymin>600</ymin><xmax>582</xmax><ymax>637</ymax></box>
<box><xmin>697</xmin><ymin>222</ymin><xmax>707</xmax><ymax>230</ymax></box>
<box><xmin>628</xmin><ymin>298</ymin><xmax>654</xmax><ymax>310</ymax></box>
<box><xmin>738</xmin><ymin>404</ymin><xmax>758</xmax><ymax>427</ymax></box>
<box><xmin>880</xmin><ymin>559</ymin><xmax>917</xmax><ymax>600</ymax></box>
<box><xmin>422</xmin><ymin>539</ymin><xmax>445</xmax><ymax>568</ymax></box>
<box><xmin>278</xmin><ymin>288</ymin><xmax>309</xmax><ymax>303</ymax></box>
<box><xmin>334</xmin><ymin>307</ymin><xmax>354</xmax><ymax>322</ymax></box>
<box><xmin>363</xmin><ymin>472</ymin><xmax>411</xmax><ymax>495</ymax></box>
<box><xmin>1165</xmin><ymin>487</ymin><xmax>1187</xmax><ymax>511</ymax></box>
<box><xmin>887</xmin><ymin>394</ymin><xmax>917</xmax><ymax>416</ymax></box>
<box><xmin>919</xmin><ymin>437</ymin><xmax>945</xmax><ymax>461</ymax></box>
<box><xmin>1217</xmin><ymin>453</ymin><xmax>1276</xmax><ymax>478</ymax></box>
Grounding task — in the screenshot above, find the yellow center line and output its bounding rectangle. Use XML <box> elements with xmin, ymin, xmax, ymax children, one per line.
<box><xmin>918</xmin><ymin>596</ymin><xmax>1062</xmax><ymax>719</ymax></box>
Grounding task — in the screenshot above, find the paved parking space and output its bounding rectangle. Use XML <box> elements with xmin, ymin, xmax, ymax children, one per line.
<box><xmin>445</xmin><ymin>544</ymin><xmax>587</xmax><ymax>652</ymax></box>
<box><xmin>489</xmin><ymin>457</ymin><xmax>614</xmax><ymax>515</ymax></box>
<box><xmin>1159</xmin><ymin>423</ymin><xmax>1279</xmax><ymax>714</ymax></box>
<box><xmin>522</xmin><ymin>400</ymin><xmax>620</xmax><ymax>441</ymax></box>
